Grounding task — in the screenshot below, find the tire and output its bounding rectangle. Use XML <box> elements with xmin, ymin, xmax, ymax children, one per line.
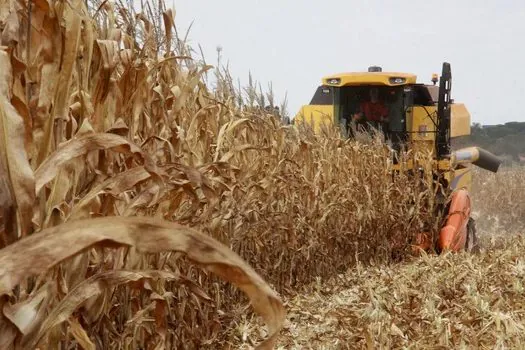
<box><xmin>465</xmin><ymin>217</ymin><xmax>480</xmax><ymax>253</ymax></box>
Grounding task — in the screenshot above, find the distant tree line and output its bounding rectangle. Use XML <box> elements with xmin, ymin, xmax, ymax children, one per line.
<box><xmin>452</xmin><ymin>121</ymin><xmax>525</xmax><ymax>164</ymax></box>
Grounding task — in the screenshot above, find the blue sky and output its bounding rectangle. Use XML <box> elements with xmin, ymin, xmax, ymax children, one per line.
<box><xmin>172</xmin><ymin>0</ymin><xmax>525</xmax><ymax>125</ymax></box>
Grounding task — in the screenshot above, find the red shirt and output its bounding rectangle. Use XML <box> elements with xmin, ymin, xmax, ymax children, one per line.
<box><xmin>360</xmin><ymin>101</ymin><xmax>388</xmax><ymax>121</ymax></box>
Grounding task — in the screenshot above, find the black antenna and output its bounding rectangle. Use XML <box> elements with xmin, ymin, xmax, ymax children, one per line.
<box><xmin>436</xmin><ymin>62</ymin><xmax>452</xmax><ymax>159</ymax></box>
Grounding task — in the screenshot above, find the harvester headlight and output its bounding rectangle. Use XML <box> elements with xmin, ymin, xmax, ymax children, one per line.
<box><xmin>327</xmin><ymin>78</ymin><xmax>341</xmax><ymax>85</ymax></box>
<box><xmin>389</xmin><ymin>77</ymin><xmax>406</xmax><ymax>84</ymax></box>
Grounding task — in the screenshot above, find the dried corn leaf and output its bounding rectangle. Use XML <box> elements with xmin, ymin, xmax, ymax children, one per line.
<box><xmin>0</xmin><ymin>216</ymin><xmax>286</xmax><ymax>349</ymax></box>
<box><xmin>67</xmin><ymin>316</ymin><xmax>95</xmax><ymax>350</ymax></box>
<box><xmin>31</xmin><ymin>270</ymin><xmax>181</xmax><ymax>348</ymax></box>
<box><xmin>34</xmin><ymin>133</ymin><xmax>154</xmax><ymax>194</ymax></box>
<box><xmin>3</xmin><ymin>282</ymin><xmax>51</xmax><ymax>336</ymax></box>
<box><xmin>69</xmin><ymin>166</ymin><xmax>151</xmax><ymax>219</ymax></box>
<box><xmin>0</xmin><ymin>49</ymin><xmax>35</xmax><ymax>237</ymax></box>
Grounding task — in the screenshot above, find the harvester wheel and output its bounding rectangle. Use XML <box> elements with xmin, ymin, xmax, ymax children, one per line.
<box><xmin>465</xmin><ymin>217</ymin><xmax>480</xmax><ymax>253</ymax></box>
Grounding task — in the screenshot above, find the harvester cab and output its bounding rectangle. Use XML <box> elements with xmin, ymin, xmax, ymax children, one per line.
<box><xmin>294</xmin><ymin>62</ymin><xmax>502</xmax><ymax>254</ymax></box>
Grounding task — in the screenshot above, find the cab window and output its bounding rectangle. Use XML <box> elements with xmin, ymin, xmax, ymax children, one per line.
<box><xmin>337</xmin><ymin>85</ymin><xmax>406</xmax><ymax>137</ymax></box>
<box><xmin>309</xmin><ymin>86</ymin><xmax>332</xmax><ymax>105</ymax></box>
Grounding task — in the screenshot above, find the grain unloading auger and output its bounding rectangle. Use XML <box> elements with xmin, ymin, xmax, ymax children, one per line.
<box><xmin>294</xmin><ymin>62</ymin><xmax>502</xmax><ymax>254</ymax></box>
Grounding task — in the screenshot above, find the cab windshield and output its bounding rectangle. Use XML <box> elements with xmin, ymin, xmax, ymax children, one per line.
<box><xmin>336</xmin><ymin>85</ymin><xmax>406</xmax><ymax>147</ymax></box>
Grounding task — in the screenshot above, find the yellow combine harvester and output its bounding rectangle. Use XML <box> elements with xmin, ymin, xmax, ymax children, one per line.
<box><xmin>294</xmin><ymin>63</ymin><xmax>501</xmax><ymax>253</ymax></box>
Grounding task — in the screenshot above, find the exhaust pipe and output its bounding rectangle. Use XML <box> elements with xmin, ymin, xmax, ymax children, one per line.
<box><xmin>451</xmin><ymin>147</ymin><xmax>502</xmax><ymax>173</ymax></box>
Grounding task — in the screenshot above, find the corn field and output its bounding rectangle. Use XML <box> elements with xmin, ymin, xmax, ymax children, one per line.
<box><xmin>247</xmin><ymin>167</ymin><xmax>525</xmax><ymax>349</ymax></box>
<box><xmin>0</xmin><ymin>0</ymin><xmax>524</xmax><ymax>348</ymax></box>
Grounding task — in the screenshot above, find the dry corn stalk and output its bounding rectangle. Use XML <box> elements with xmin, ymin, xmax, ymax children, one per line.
<box><xmin>0</xmin><ymin>0</ymin><xmax>465</xmax><ymax>347</ymax></box>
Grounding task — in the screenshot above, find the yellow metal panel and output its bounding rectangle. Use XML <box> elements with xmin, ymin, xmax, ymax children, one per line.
<box><xmin>437</xmin><ymin>159</ymin><xmax>452</xmax><ymax>170</ymax></box>
<box><xmin>449</xmin><ymin>167</ymin><xmax>472</xmax><ymax>192</ymax></box>
<box><xmin>391</xmin><ymin>159</ymin><xmax>452</xmax><ymax>172</ymax></box>
<box><xmin>294</xmin><ymin>105</ymin><xmax>334</xmax><ymax>134</ymax></box>
<box><xmin>408</xmin><ymin>106</ymin><xmax>436</xmax><ymax>142</ymax></box>
<box><xmin>450</xmin><ymin>103</ymin><xmax>471</xmax><ymax>137</ymax></box>
<box><xmin>322</xmin><ymin>72</ymin><xmax>417</xmax><ymax>87</ymax></box>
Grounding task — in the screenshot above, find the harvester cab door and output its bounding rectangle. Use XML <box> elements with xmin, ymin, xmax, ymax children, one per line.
<box><xmin>401</xmin><ymin>85</ymin><xmax>414</xmax><ymax>140</ymax></box>
<box><xmin>386</xmin><ymin>87</ymin><xmax>408</xmax><ymax>150</ymax></box>
<box><xmin>344</xmin><ymin>86</ymin><xmax>407</xmax><ymax>147</ymax></box>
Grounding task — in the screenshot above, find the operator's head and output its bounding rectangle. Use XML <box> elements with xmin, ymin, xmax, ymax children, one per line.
<box><xmin>369</xmin><ymin>88</ymin><xmax>379</xmax><ymax>102</ymax></box>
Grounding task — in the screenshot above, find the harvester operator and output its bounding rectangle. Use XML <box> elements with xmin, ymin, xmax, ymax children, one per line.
<box><xmin>352</xmin><ymin>88</ymin><xmax>389</xmax><ymax>125</ymax></box>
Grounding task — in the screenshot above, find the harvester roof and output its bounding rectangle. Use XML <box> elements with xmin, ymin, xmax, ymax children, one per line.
<box><xmin>322</xmin><ymin>70</ymin><xmax>417</xmax><ymax>87</ymax></box>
